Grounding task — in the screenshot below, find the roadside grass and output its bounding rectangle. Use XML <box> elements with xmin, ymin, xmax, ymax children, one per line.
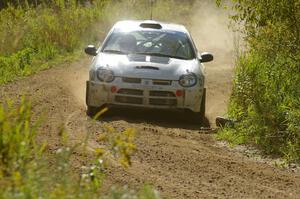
<box><xmin>0</xmin><ymin>50</ymin><xmax>83</xmax><ymax>84</ymax></box>
<box><xmin>217</xmin><ymin>0</ymin><xmax>300</xmax><ymax>164</ymax></box>
<box><xmin>0</xmin><ymin>0</ymin><xmax>108</xmax><ymax>85</ymax></box>
<box><xmin>0</xmin><ymin>98</ymin><xmax>161</xmax><ymax>198</ymax></box>
<box><xmin>217</xmin><ymin>52</ymin><xmax>300</xmax><ymax>164</ymax></box>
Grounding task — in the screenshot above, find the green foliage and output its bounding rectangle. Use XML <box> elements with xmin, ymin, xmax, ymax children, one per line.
<box><xmin>0</xmin><ymin>0</ymin><xmax>108</xmax><ymax>84</ymax></box>
<box><xmin>0</xmin><ymin>98</ymin><xmax>161</xmax><ymax>198</ymax></box>
<box><xmin>217</xmin><ymin>0</ymin><xmax>300</xmax><ymax>163</ymax></box>
<box><xmin>0</xmin><ymin>98</ymin><xmax>43</xmax><ymax>179</ymax></box>
<box><xmin>98</xmin><ymin>125</ymin><xmax>137</xmax><ymax>168</ymax></box>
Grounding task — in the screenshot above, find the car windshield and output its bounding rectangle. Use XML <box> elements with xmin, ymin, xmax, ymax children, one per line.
<box><xmin>102</xmin><ymin>30</ymin><xmax>195</xmax><ymax>60</ymax></box>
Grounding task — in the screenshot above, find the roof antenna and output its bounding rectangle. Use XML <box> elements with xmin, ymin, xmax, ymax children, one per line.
<box><xmin>150</xmin><ymin>0</ymin><xmax>154</xmax><ymax>20</ymax></box>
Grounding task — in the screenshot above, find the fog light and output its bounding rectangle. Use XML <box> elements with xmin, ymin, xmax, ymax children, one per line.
<box><xmin>176</xmin><ymin>90</ymin><xmax>184</xmax><ymax>97</ymax></box>
<box><xmin>111</xmin><ymin>86</ymin><xmax>118</xmax><ymax>93</ymax></box>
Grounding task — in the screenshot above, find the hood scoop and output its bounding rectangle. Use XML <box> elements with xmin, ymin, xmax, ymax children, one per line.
<box><xmin>136</xmin><ymin>66</ymin><xmax>159</xmax><ymax>70</ymax></box>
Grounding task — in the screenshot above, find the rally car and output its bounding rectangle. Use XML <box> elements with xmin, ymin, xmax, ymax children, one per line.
<box><xmin>85</xmin><ymin>20</ymin><xmax>213</xmax><ymax>123</ymax></box>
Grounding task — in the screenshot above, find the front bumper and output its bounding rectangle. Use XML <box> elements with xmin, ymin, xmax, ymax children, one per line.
<box><xmin>86</xmin><ymin>77</ymin><xmax>204</xmax><ymax>112</ymax></box>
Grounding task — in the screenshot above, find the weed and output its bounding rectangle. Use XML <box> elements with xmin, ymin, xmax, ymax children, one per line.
<box><xmin>0</xmin><ymin>98</ymin><xmax>161</xmax><ymax>198</ymax></box>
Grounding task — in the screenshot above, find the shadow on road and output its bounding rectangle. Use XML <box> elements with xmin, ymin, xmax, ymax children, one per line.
<box><xmin>97</xmin><ymin>107</ymin><xmax>211</xmax><ymax>131</ymax></box>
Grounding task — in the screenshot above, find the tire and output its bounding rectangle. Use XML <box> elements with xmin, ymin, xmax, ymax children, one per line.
<box><xmin>190</xmin><ymin>88</ymin><xmax>206</xmax><ymax>124</ymax></box>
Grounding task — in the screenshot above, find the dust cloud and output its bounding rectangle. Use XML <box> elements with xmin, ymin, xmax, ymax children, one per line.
<box><xmin>190</xmin><ymin>0</ymin><xmax>235</xmax><ymax>61</ymax></box>
<box><xmin>189</xmin><ymin>0</ymin><xmax>236</xmax><ymax>124</ymax></box>
<box><xmin>63</xmin><ymin>59</ymin><xmax>90</xmax><ymax>107</ymax></box>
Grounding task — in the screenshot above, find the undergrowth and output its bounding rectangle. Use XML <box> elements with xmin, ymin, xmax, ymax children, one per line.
<box><xmin>0</xmin><ymin>98</ymin><xmax>160</xmax><ymax>198</ymax></box>
<box><xmin>0</xmin><ymin>0</ymin><xmax>108</xmax><ymax>85</ymax></box>
<box><xmin>217</xmin><ymin>0</ymin><xmax>300</xmax><ymax>163</ymax></box>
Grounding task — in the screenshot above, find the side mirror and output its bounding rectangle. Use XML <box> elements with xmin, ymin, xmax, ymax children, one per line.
<box><xmin>85</xmin><ymin>45</ymin><xmax>97</xmax><ymax>56</ymax></box>
<box><xmin>200</xmin><ymin>52</ymin><xmax>213</xmax><ymax>63</ymax></box>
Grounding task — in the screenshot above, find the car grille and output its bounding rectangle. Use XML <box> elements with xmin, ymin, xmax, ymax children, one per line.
<box><xmin>122</xmin><ymin>77</ymin><xmax>141</xmax><ymax>84</ymax></box>
<box><xmin>115</xmin><ymin>78</ymin><xmax>177</xmax><ymax>107</ymax></box>
<box><xmin>149</xmin><ymin>91</ymin><xmax>177</xmax><ymax>106</ymax></box>
<box><xmin>117</xmin><ymin>89</ymin><xmax>143</xmax><ymax>96</ymax></box>
<box><xmin>149</xmin><ymin>91</ymin><xmax>175</xmax><ymax>97</ymax></box>
<box><xmin>122</xmin><ymin>77</ymin><xmax>172</xmax><ymax>86</ymax></box>
<box><xmin>152</xmin><ymin>80</ymin><xmax>172</xmax><ymax>85</ymax></box>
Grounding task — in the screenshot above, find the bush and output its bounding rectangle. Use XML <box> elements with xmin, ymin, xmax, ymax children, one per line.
<box><xmin>217</xmin><ymin>0</ymin><xmax>300</xmax><ymax>163</ymax></box>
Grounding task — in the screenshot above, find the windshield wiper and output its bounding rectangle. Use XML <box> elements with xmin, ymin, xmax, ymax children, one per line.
<box><xmin>134</xmin><ymin>52</ymin><xmax>188</xmax><ymax>60</ymax></box>
<box><xmin>103</xmin><ymin>49</ymin><xmax>127</xmax><ymax>54</ymax></box>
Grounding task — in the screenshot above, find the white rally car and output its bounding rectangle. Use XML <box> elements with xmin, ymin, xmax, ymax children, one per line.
<box><xmin>85</xmin><ymin>20</ymin><xmax>213</xmax><ymax>123</ymax></box>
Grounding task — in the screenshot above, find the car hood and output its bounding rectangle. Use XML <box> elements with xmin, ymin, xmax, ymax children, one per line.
<box><xmin>92</xmin><ymin>53</ymin><xmax>202</xmax><ymax>80</ymax></box>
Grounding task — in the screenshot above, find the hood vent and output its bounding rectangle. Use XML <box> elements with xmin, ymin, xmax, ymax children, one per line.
<box><xmin>136</xmin><ymin>66</ymin><xmax>159</xmax><ymax>70</ymax></box>
<box><xmin>140</xmin><ymin>21</ymin><xmax>162</xmax><ymax>29</ymax></box>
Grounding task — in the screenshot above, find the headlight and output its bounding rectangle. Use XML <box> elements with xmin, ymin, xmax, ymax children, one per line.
<box><xmin>96</xmin><ymin>68</ymin><xmax>115</xmax><ymax>82</ymax></box>
<box><xmin>179</xmin><ymin>73</ymin><xmax>197</xmax><ymax>87</ymax></box>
